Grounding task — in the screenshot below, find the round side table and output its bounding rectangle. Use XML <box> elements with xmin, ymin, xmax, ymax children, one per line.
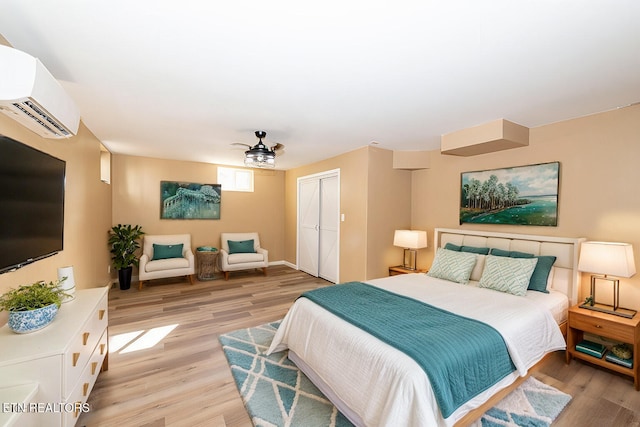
<box><xmin>196</xmin><ymin>249</ymin><xmax>219</xmax><ymax>281</ymax></box>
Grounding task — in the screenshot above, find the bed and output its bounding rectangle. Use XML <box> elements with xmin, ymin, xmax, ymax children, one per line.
<box><xmin>268</xmin><ymin>228</ymin><xmax>585</xmax><ymax>426</ymax></box>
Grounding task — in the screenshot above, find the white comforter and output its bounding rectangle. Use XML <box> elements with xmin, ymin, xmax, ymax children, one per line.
<box><xmin>268</xmin><ymin>274</ymin><xmax>566</xmax><ymax>427</ymax></box>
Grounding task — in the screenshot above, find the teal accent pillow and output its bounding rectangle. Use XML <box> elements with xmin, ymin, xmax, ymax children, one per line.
<box><xmin>488</xmin><ymin>248</ymin><xmax>556</xmax><ymax>293</ymax></box>
<box><xmin>444</xmin><ymin>243</ymin><xmax>461</xmax><ymax>251</ymax></box>
<box><xmin>489</xmin><ymin>248</ymin><xmax>511</xmax><ymax>257</ymax></box>
<box><xmin>461</xmin><ymin>245</ymin><xmax>490</xmax><ymax>255</ymax></box>
<box><xmin>427</xmin><ymin>248</ymin><xmax>477</xmax><ymax>284</ymax></box>
<box><xmin>509</xmin><ymin>251</ymin><xmax>535</xmax><ymax>259</ymax></box>
<box><xmin>228</xmin><ymin>239</ymin><xmax>255</xmax><ymax>254</ymax></box>
<box><xmin>512</xmin><ymin>253</ymin><xmax>556</xmax><ymax>293</ymax></box>
<box><xmin>153</xmin><ymin>243</ymin><xmax>184</xmax><ymax>260</ymax></box>
<box><xmin>479</xmin><ymin>255</ymin><xmax>538</xmax><ymax>296</ymax></box>
<box><xmin>444</xmin><ymin>243</ymin><xmax>490</xmax><ymax>255</ymax></box>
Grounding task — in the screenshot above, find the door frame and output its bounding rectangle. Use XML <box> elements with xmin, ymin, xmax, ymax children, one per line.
<box><xmin>296</xmin><ymin>168</ymin><xmax>341</xmax><ymax>283</ymax></box>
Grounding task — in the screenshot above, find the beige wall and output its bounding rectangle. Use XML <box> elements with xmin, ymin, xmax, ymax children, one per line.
<box><xmin>284</xmin><ymin>146</ymin><xmax>412</xmax><ymax>282</ymax></box>
<box><xmin>0</xmin><ymin>117</ymin><xmax>113</xmax><ymax>303</ymax></box>
<box><xmin>366</xmin><ymin>147</ymin><xmax>412</xmax><ymax>278</ymax></box>
<box><xmin>411</xmin><ymin>104</ymin><xmax>640</xmax><ymax>309</ymax></box>
<box><xmin>110</xmin><ymin>154</ymin><xmax>285</xmax><ymax>277</ymax></box>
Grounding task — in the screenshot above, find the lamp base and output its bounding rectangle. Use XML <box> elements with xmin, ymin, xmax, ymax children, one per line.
<box><xmin>402</xmin><ymin>249</ymin><xmax>417</xmax><ymax>271</ymax></box>
<box><xmin>584</xmin><ymin>274</ymin><xmax>637</xmax><ymax>318</ymax></box>
<box><xmin>579</xmin><ymin>302</ymin><xmax>637</xmax><ymax>319</ymax></box>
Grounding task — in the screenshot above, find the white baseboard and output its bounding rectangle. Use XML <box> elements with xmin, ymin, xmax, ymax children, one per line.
<box><xmin>282</xmin><ymin>260</ymin><xmax>297</xmax><ymax>269</ymax></box>
<box><xmin>268</xmin><ymin>260</ymin><xmax>298</xmax><ymax>269</ymax></box>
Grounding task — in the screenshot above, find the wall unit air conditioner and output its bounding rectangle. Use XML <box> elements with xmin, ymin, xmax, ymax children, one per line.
<box><xmin>0</xmin><ymin>45</ymin><xmax>80</xmax><ymax>139</ymax></box>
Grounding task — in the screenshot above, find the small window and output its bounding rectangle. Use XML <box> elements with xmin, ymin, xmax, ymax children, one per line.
<box><xmin>217</xmin><ymin>167</ymin><xmax>254</xmax><ymax>192</ymax></box>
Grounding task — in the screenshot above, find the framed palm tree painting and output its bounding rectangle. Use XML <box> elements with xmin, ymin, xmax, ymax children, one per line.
<box><xmin>460</xmin><ymin>162</ymin><xmax>559</xmax><ymax>226</ymax></box>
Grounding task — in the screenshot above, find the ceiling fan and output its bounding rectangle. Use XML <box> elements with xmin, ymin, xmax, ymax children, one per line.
<box><xmin>232</xmin><ymin>131</ymin><xmax>284</xmax><ymax>168</ymax></box>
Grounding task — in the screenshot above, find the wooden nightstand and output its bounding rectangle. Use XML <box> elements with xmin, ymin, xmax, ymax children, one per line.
<box><xmin>566</xmin><ymin>304</ymin><xmax>640</xmax><ymax>390</ymax></box>
<box><xmin>389</xmin><ymin>266</ymin><xmax>427</xmax><ymax>276</ymax></box>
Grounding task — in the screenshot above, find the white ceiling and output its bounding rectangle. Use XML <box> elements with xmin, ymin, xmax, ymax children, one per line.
<box><xmin>1</xmin><ymin>1</ymin><xmax>639</xmax><ymax>170</ymax></box>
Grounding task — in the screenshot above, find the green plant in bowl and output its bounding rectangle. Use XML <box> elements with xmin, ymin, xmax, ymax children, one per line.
<box><xmin>0</xmin><ymin>279</ymin><xmax>69</xmax><ymax>333</ymax></box>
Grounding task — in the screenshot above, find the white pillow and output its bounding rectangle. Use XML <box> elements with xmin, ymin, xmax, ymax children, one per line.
<box><xmin>427</xmin><ymin>248</ymin><xmax>477</xmax><ymax>284</ymax></box>
<box><xmin>469</xmin><ymin>254</ymin><xmax>486</xmax><ymax>282</ymax></box>
<box><xmin>478</xmin><ymin>255</ymin><xmax>538</xmax><ymax>296</ymax></box>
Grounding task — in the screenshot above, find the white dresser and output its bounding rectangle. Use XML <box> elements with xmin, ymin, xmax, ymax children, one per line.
<box><xmin>0</xmin><ymin>286</ymin><xmax>109</xmax><ymax>427</ymax></box>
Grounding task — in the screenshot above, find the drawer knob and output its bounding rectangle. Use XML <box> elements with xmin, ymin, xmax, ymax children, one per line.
<box><xmin>72</xmin><ymin>352</ymin><xmax>80</xmax><ymax>367</ymax></box>
<box><xmin>99</xmin><ymin>309</ymin><xmax>106</xmax><ymax>320</ymax></box>
<box><xmin>83</xmin><ymin>382</ymin><xmax>89</xmax><ymax>396</ymax></box>
<box><xmin>596</xmin><ymin>324</ymin><xmax>602</xmax><ymax>328</ymax></box>
<box><xmin>91</xmin><ymin>361</ymin><xmax>98</xmax><ymax>375</ymax></box>
<box><xmin>83</xmin><ymin>332</ymin><xmax>90</xmax><ymax>345</ymax></box>
<box><xmin>100</xmin><ymin>343</ymin><xmax>106</xmax><ymax>355</ymax></box>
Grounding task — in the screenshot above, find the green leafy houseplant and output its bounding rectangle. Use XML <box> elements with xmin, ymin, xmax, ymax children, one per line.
<box><xmin>0</xmin><ymin>279</ymin><xmax>68</xmax><ymax>312</ymax></box>
<box><xmin>108</xmin><ymin>224</ymin><xmax>145</xmax><ymax>290</ymax></box>
<box><xmin>0</xmin><ymin>279</ymin><xmax>70</xmax><ymax>333</ymax></box>
<box><xmin>108</xmin><ymin>224</ymin><xmax>145</xmax><ymax>270</ymax></box>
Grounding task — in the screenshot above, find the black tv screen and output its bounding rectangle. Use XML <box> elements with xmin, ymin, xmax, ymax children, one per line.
<box><xmin>0</xmin><ymin>135</ymin><xmax>65</xmax><ymax>274</ymax></box>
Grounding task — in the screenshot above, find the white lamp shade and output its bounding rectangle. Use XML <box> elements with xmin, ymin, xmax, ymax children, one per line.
<box><xmin>578</xmin><ymin>241</ymin><xmax>636</xmax><ymax>278</ymax></box>
<box><xmin>393</xmin><ymin>230</ymin><xmax>428</xmax><ymax>249</ymax></box>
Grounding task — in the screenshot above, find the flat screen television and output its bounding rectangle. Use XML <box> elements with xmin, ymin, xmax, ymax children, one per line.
<box><xmin>0</xmin><ymin>134</ymin><xmax>65</xmax><ymax>274</ymax></box>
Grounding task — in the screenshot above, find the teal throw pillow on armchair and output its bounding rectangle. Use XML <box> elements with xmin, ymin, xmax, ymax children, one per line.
<box><xmin>228</xmin><ymin>239</ymin><xmax>256</xmax><ymax>254</ymax></box>
<box><xmin>153</xmin><ymin>243</ymin><xmax>184</xmax><ymax>260</ymax></box>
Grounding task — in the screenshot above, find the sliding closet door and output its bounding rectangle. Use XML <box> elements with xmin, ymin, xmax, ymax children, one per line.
<box><xmin>298</xmin><ymin>178</ymin><xmax>320</xmax><ymax>276</ymax></box>
<box><xmin>318</xmin><ymin>175</ymin><xmax>339</xmax><ymax>282</ymax></box>
<box><xmin>297</xmin><ymin>170</ymin><xmax>340</xmax><ymax>283</ymax></box>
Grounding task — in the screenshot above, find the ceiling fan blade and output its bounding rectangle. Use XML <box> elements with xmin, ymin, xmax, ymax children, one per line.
<box><xmin>271</xmin><ymin>143</ymin><xmax>285</xmax><ymax>153</ymax></box>
<box><xmin>231</xmin><ymin>142</ymin><xmax>252</xmax><ymax>149</ymax></box>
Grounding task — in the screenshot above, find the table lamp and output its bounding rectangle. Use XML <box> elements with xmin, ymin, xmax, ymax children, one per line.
<box><xmin>393</xmin><ymin>230</ymin><xmax>427</xmax><ymax>271</ymax></box>
<box><xmin>578</xmin><ymin>241</ymin><xmax>636</xmax><ymax>318</ymax></box>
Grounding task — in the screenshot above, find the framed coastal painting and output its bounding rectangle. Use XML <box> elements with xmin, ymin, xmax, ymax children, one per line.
<box><xmin>460</xmin><ymin>162</ymin><xmax>559</xmax><ymax>226</ymax></box>
<box><xmin>160</xmin><ymin>181</ymin><xmax>221</xmax><ymax>219</ymax></box>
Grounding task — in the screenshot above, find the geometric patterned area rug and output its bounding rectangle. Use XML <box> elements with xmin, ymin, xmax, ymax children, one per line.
<box><xmin>219</xmin><ymin>322</ymin><xmax>571</xmax><ymax>427</ymax></box>
<box><xmin>478</xmin><ymin>377</ymin><xmax>571</xmax><ymax>427</ymax></box>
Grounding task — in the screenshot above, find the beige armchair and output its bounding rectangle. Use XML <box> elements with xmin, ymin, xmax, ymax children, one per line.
<box><xmin>219</xmin><ymin>232</ymin><xmax>268</xmax><ymax>280</ymax></box>
<box><xmin>138</xmin><ymin>234</ymin><xmax>195</xmax><ymax>290</ymax></box>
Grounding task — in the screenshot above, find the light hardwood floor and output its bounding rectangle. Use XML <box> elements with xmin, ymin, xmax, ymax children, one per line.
<box><xmin>77</xmin><ymin>266</ymin><xmax>640</xmax><ymax>427</ymax></box>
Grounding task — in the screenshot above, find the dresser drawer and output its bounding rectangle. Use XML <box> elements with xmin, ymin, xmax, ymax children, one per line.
<box><xmin>63</xmin><ymin>292</ymin><xmax>108</xmax><ymax>398</ymax></box>
<box><xmin>570</xmin><ymin>312</ymin><xmax>635</xmax><ymax>342</ymax></box>
<box><xmin>0</xmin><ymin>287</ymin><xmax>109</xmax><ymax>427</ymax></box>
<box><xmin>63</xmin><ymin>329</ymin><xmax>108</xmax><ymax>427</ymax></box>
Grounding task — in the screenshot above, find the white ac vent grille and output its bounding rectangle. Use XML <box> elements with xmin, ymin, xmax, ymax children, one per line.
<box><xmin>0</xmin><ymin>45</ymin><xmax>80</xmax><ymax>139</ymax></box>
<box><xmin>12</xmin><ymin>101</ymin><xmax>72</xmax><ymax>138</ymax></box>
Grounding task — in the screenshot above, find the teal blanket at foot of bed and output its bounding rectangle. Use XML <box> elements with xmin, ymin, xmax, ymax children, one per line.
<box><xmin>300</xmin><ymin>282</ymin><xmax>516</xmax><ymax>418</ymax></box>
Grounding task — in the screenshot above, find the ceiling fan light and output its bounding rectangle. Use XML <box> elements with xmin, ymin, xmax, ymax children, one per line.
<box><xmin>242</xmin><ymin>130</ymin><xmax>277</xmax><ymax>168</ymax></box>
<box><xmin>244</xmin><ymin>150</ymin><xmax>276</xmax><ymax>168</ymax></box>
<box><xmin>244</xmin><ymin>156</ymin><xmax>275</xmax><ymax>168</ymax></box>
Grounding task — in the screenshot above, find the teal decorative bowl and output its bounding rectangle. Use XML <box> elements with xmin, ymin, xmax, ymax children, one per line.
<box><xmin>8</xmin><ymin>303</ymin><xmax>59</xmax><ymax>334</ymax></box>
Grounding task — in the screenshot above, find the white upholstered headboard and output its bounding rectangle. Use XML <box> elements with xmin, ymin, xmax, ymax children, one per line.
<box><xmin>434</xmin><ymin>228</ymin><xmax>585</xmax><ymax>305</ymax></box>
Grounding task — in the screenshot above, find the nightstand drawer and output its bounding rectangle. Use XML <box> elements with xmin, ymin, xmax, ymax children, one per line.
<box><xmin>570</xmin><ymin>312</ymin><xmax>635</xmax><ymax>342</ymax></box>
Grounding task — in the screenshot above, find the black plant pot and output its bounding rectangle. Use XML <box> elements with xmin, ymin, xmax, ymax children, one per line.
<box><xmin>118</xmin><ymin>266</ymin><xmax>133</xmax><ymax>290</ymax></box>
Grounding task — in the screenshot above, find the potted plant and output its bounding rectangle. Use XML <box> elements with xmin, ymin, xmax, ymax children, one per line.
<box><xmin>108</xmin><ymin>224</ymin><xmax>145</xmax><ymax>290</ymax></box>
<box><xmin>0</xmin><ymin>279</ymin><xmax>69</xmax><ymax>333</ymax></box>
